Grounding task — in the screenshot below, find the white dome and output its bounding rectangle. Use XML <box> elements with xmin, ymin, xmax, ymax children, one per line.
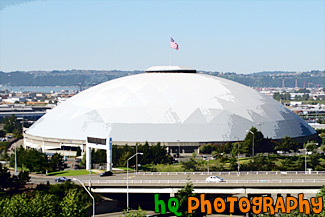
<box><xmin>26</xmin><ymin>72</ymin><xmax>316</xmax><ymax>143</ymax></box>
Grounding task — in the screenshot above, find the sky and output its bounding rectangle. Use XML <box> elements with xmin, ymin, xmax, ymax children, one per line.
<box><xmin>0</xmin><ymin>0</ymin><xmax>324</xmax><ymax>74</ymax></box>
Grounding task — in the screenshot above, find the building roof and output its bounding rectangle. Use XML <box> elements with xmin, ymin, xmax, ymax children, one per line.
<box><xmin>145</xmin><ymin>66</ymin><xmax>196</xmax><ymax>73</ymax></box>
<box><xmin>26</xmin><ymin>70</ymin><xmax>316</xmax><ymax>142</ymax></box>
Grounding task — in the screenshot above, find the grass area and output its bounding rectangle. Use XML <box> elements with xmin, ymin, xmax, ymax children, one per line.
<box><xmin>47</xmin><ymin>169</ymin><xmax>95</xmax><ymax>176</ymax></box>
<box><xmin>153</xmin><ymin>164</ymin><xmax>184</xmax><ymax>172</ymax></box>
<box><xmin>116</xmin><ymin>167</ymin><xmax>135</xmax><ymax>172</ymax></box>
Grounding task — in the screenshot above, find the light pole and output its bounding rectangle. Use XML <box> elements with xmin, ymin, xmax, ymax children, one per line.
<box><xmin>207</xmin><ymin>159</ymin><xmax>209</xmax><ymax>175</ymax></box>
<box><xmin>73</xmin><ymin>178</ymin><xmax>95</xmax><ymax>217</ymax></box>
<box><xmin>14</xmin><ymin>143</ymin><xmax>17</xmax><ymax>175</ymax></box>
<box><xmin>247</xmin><ymin>130</ymin><xmax>255</xmax><ymax>158</ymax></box>
<box><xmin>177</xmin><ymin>140</ymin><xmax>180</xmax><ymax>159</ymax></box>
<box><xmin>233</xmin><ymin>136</ymin><xmax>240</xmax><ymax>176</ymax></box>
<box><xmin>127</xmin><ymin>152</ymin><xmax>143</xmax><ymax>212</ymax></box>
<box><xmin>305</xmin><ymin>143</ymin><xmax>318</xmax><ymax>173</ymax></box>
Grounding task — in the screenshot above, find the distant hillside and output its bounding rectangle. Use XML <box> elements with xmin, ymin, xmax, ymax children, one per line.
<box><xmin>0</xmin><ymin>70</ymin><xmax>142</xmax><ymax>87</ymax></box>
<box><xmin>0</xmin><ymin>70</ymin><xmax>324</xmax><ymax>88</ymax></box>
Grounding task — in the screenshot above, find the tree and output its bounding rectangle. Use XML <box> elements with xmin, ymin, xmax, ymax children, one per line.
<box><xmin>176</xmin><ymin>180</ymin><xmax>203</xmax><ymax>217</ymax></box>
<box><xmin>241</xmin><ymin>127</ymin><xmax>264</xmax><ymax>156</ymax></box>
<box><xmin>2</xmin><ymin>115</ymin><xmax>21</xmax><ymax>134</ymax></box>
<box><xmin>0</xmin><ymin>164</ymin><xmax>30</xmax><ymax>192</ymax></box>
<box><xmin>76</xmin><ymin>146</ymin><xmax>81</xmax><ymax>156</ymax></box>
<box><xmin>309</xmin><ymin>153</ymin><xmax>321</xmax><ymax>170</ymax></box>
<box><xmin>48</xmin><ymin>153</ymin><xmax>64</xmax><ymax>172</ymax></box>
<box><xmin>281</xmin><ymin>158</ymin><xmax>295</xmax><ymax>171</ymax></box>
<box><xmin>0</xmin><ymin>130</ymin><xmax>6</xmax><ymax>137</ymax></box>
<box><xmin>0</xmin><ymin>164</ymin><xmax>12</xmax><ymax>191</ymax></box>
<box><xmin>241</xmin><ymin>154</ymin><xmax>275</xmax><ymax>171</ymax></box>
<box><xmin>181</xmin><ymin>153</ymin><xmax>198</xmax><ymax>171</ymax></box>
<box><xmin>60</xmin><ymin>188</ymin><xmax>92</xmax><ymax>217</ymax></box>
<box><xmin>10</xmin><ymin>147</ymin><xmax>48</xmax><ymax>173</ymax></box>
<box><xmin>11</xmin><ymin>170</ymin><xmax>31</xmax><ymax>190</ymax></box>
<box><xmin>275</xmin><ymin>136</ymin><xmax>298</xmax><ymax>153</ymax></box>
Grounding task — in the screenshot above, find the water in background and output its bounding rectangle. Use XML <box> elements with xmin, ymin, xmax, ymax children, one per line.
<box><xmin>0</xmin><ymin>85</ymin><xmax>80</xmax><ymax>93</ymax></box>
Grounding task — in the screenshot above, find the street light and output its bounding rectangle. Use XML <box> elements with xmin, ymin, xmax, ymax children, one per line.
<box><xmin>305</xmin><ymin>143</ymin><xmax>318</xmax><ymax>173</ymax></box>
<box><xmin>246</xmin><ymin>130</ymin><xmax>255</xmax><ymax>158</ymax></box>
<box><xmin>233</xmin><ymin>136</ymin><xmax>240</xmax><ymax>176</ymax></box>
<box><xmin>14</xmin><ymin>143</ymin><xmax>17</xmax><ymax>175</ymax></box>
<box><xmin>73</xmin><ymin>178</ymin><xmax>95</xmax><ymax>217</ymax></box>
<box><xmin>127</xmin><ymin>152</ymin><xmax>143</xmax><ymax>212</ymax></box>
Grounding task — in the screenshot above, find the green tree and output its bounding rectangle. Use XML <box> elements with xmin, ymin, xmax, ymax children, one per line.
<box><xmin>276</xmin><ymin>136</ymin><xmax>298</xmax><ymax>153</ymax></box>
<box><xmin>181</xmin><ymin>153</ymin><xmax>198</xmax><ymax>171</ymax></box>
<box><xmin>0</xmin><ymin>164</ymin><xmax>30</xmax><ymax>192</ymax></box>
<box><xmin>60</xmin><ymin>188</ymin><xmax>92</xmax><ymax>217</ymax></box>
<box><xmin>10</xmin><ymin>147</ymin><xmax>49</xmax><ymax>173</ymax></box>
<box><xmin>2</xmin><ymin>115</ymin><xmax>21</xmax><ymax>134</ymax></box>
<box><xmin>281</xmin><ymin>158</ymin><xmax>295</xmax><ymax>171</ymax></box>
<box><xmin>0</xmin><ymin>130</ymin><xmax>6</xmax><ymax>137</ymax></box>
<box><xmin>0</xmin><ymin>164</ymin><xmax>12</xmax><ymax>191</ymax></box>
<box><xmin>295</xmin><ymin>157</ymin><xmax>305</xmax><ymax>171</ymax></box>
<box><xmin>11</xmin><ymin>170</ymin><xmax>31</xmax><ymax>190</ymax></box>
<box><xmin>176</xmin><ymin>180</ymin><xmax>203</xmax><ymax>217</ymax></box>
<box><xmin>241</xmin><ymin>127</ymin><xmax>264</xmax><ymax>156</ymax></box>
<box><xmin>76</xmin><ymin>146</ymin><xmax>81</xmax><ymax>156</ymax></box>
<box><xmin>241</xmin><ymin>154</ymin><xmax>275</xmax><ymax>171</ymax></box>
<box><xmin>48</xmin><ymin>153</ymin><xmax>64</xmax><ymax>172</ymax></box>
<box><xmin>309</xmin><ymin>153</ymin><xmax>321</xmax><ymax>170</ymax></box>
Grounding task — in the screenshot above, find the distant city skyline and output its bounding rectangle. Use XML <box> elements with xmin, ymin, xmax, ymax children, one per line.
<box><xmin>0</xmin><ymin>0</ymin><xmax>324</xmax><ymax>74</ymax></box>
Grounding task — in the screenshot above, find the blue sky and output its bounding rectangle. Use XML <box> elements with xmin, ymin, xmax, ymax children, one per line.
<box><xmin>0</xmin><ymin>0</ymin><xmax>324</xmax><ymax>73</ymax></box>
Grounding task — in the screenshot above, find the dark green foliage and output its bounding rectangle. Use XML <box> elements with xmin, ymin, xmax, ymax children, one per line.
<box><xmin>181</xmin><ymin>155</ymin><xmax>197</xmax><ymax>171</ymax></box>
<box><xmin>0</xmin><ymin>182</ymin><xmax>92</xmax><ymax>217</ymax></box>
<box><xmin>176</xmin><ymin>180</ymin><xmax>203</xmax><ymax>217</ymax></box>
<box><xmin>10</xmin><ymin>147</ymin><xmax>48</xmax><ymax>173</ymax></box>
<box><xmin>200</xmin><ymin>143</ymin><xmax>232</xmax><ymax>154</ymax></box>
<box><xmin>9</xmin><ymin>147</ymin><xmax>65</xmax><ymax>173</ymax></box>
<box><xmin>241</xmin><ymin>154</ymin><xmax>275</xmax><ymax>171</ymax></box>
<box><xmin>48</xmin><ymin>153</ymin><xmax>64</xmax><ymax>172</ymax></box>
<box><xmin>91</xmin><ymin>149</ymin><xmax>107</xmax><ymax>164</ymax></box>
<box><xmin>121</xmin><ymin>207</ymin><xmax>147</xmax><ymax>217</ymax></box>
<box><xmin>294</xmin><ymin>93</ymin><xmax>310</xmax><ymax>101</ymax></box>
<box><xmin>275</xmin><ymin>136</ymin><xmax>298</xmax><ymax>153</ymax></box>
<box><xmin>111</xmin><ymin>142</ymin><xmax>172</xmax><ymax>167</ymax></box>
<box><xmin>280</xmin><ymin>158</ymin><xmax>295</xmax><ymax>171</ymax></box>
<box><xmin>273</xmin><ymin>92</ymin><xmax>291</xmax><ymax>101</ymax></box>
<box><xmin>2</xmin><ymin>115</ymin><xmax>21</xmax><ymax>134</ymax></box>
<box><xmin>309</xmin><ymin>153</ymin><xmax>322</xmax><ymax>170</ymax></box>
<box><xmin>0</xmin><ymin>164</ymin><xmax>12</xmax><ymax>192</ymax></box>
<box><xmin>0</xmin><ymin>165</ymin><xmax>30</xmax><ymax>192</ymax></box>
<box><xmin>76</xmin><ymin>146</ymin><xmax>81</xmax><ymax>156</ymax></box>
<box><xmin>0</xmin><ymin>130</ymin><xmax>6</xmax><ymax>137</ymax></box>
<box><xmin>241</xmin><ymin>127</ymin><xmax>264</xmax><ymax>156</ymax></box>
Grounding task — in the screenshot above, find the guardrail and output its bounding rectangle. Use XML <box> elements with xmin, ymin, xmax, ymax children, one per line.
<box><xmin>136</xmin><ymin>171</ymin><xmax>325</xmax><ymax>176</ymax></box>
<box><xmin>80</xmin><ymin>179</ymin><xmax>325</xmax><ymax>184</ymax></box>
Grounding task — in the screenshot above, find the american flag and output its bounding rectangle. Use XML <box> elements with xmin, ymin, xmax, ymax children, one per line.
<box><xmin>170</xmin><ymin>37</ymin><xmax>179</xmax><ymax>50</ymax></box>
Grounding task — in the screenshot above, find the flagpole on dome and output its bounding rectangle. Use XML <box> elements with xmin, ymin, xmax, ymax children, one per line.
<box><xmin>169</xmin><ymin>47</ymin><xmax>172</xmax><ymax>66</ymax></box>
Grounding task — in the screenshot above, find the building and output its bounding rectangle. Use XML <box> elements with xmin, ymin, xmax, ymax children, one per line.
<box><xmin>24</xmin><ymin>66</ymin><xmax>317</xmax><ymax>156</ymax></box>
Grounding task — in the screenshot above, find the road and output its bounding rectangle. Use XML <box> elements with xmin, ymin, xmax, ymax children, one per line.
<box><xmin>29</xmin><ymin>171</ymin><xmax>325</xmax><ymax>185</ymax></box>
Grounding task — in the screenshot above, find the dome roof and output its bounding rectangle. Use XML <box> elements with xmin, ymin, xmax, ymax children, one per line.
<box><xmin>26</xmin><ymin>71</ymin><xmax>316</xmax><ymax>142</ymax></box>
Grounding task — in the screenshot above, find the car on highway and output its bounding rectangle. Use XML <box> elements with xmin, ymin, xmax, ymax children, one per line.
<box><xmin>99</xmin><ymin>171</ymin><xmax>113</xmax><ymax>177</ymax></box>
<box><xmin>205</xmin><ymin>176</ymin><xmax>224</xmax><ymax>183</ymax></box>
<box><xmin>55</xmin><ymin>177</ymin><xmax>71</xmax><ymax>182</ymax></box>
